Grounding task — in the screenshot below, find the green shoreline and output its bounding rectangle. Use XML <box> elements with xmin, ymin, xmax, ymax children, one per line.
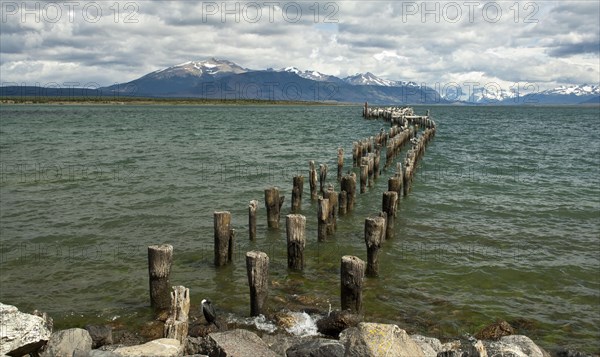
<box><xmin>0</xmin><ymin>97</ymin><xmax>352</xmax><ymax>106</ymax></box>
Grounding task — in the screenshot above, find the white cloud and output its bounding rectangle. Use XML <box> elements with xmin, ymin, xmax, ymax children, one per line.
<box><xmin>0</xmin><ymin>0</ymin><xmax>598</xmax><ymax>91</ymax></box>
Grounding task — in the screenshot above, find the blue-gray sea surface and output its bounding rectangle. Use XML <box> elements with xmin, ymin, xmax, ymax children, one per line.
<box><xmin>0</xmin><ymin>104</ymin><xmax>598</xmax><ymax>352</ymax></box>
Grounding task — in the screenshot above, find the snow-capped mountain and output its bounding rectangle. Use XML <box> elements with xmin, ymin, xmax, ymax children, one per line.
<box><xmin>468</xmin><ymin>87</ymin><xmax>517</xmax><ymax>103</ymax></box>
<box><xmin>442</xmin><ymin>83</ymin><xmax>600</xmax><ymax>104</ymax></box>
<box><xmin>280</xmin><ymin>67</ymin><xmax>341</xmax><ymax>82</ymax></box>
<box><xmin>343</xmin><ymin>72</ymin><xmax>399</xmax><ymax>87</ymax></box>
<box><xmin>540</xmin><ymin>84</ymin><xmax>599</xmax><ymax>96</ymax></box>
<box><xmin>51</xmin><ymin>57</ymin><xmax>597</xmax><ymax>104</ymax></box>
<box><xmin>148</xmin><ymin>58</ymin><xmax>249</xmax><ymax>80</ymax></box>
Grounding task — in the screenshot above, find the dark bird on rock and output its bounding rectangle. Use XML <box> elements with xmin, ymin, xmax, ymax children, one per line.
<box><xmin>201</xmin><ymin>298</ymin><xmax>220</xmax><ymax>328</ymax></box>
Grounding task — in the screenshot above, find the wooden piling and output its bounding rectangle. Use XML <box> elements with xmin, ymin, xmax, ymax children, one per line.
<box><xmin>148</xmin><ymin>244</ymin><xmax>173</xmax><ymax>311</ymax></box>
<box><xmin>246</xmin><ymin>251</ymin><xmax>269</xmax><ymax>317</ymax></box>
<box><xmin>317</xmin><ymin>196</ymin><xmax>330</xmax><ymax>241</ymax></box>
<box><xmin>286</xmin><ymin>214</ymin><xmax>306</xmax><ymax>270</ymax></box>
<box><xmin>214</xmin><ymin>211</ymin><xmax>234</xmax><ymax>266</ymax></box>
<box><xmin>324</xmin><ymin>186</ymin><xmax>338</xmax><ymax>234</ymax></box>
<box><xmin>264</xmin><ymin>187</ymin><xmax>284</xmax><ymax>228</ymax></box>
<box><xmin>360</xmin><ymin>164</ymin><xmax>368</xmax><ymax>193</ymax></box>
<box><xmin>382</xmin><ymin>191</ymin><xmax>398</xmax><ymax>240</ymax></box>
<box><xmin>319</xmin><ymin>164</ymin><xmax>328</xmax><ymax>195</ymax></box>
<box><xmin>309</xmin><ymin>161</ymin><xmax>318</xmax><ymax>200</ymax></box>
<box><xmin>249</xmin><ymin>200</ymin><xmax>258</xmax><ymax>240</ymax></box>
<box><xmin>388</xmin><ymin>176</ymin><xmax>402</xmax><ymax>197</ymax></box>
<box><xmin>340</xmin><ymin>255</ymin><xmax>365</xmax><ymax>314</ymax></box>
<box><xmin>164</xmin><ymin>286</ymin><xmax>190</xmax><ymax>343</ymax></box>
<box><xmin>337</xmin><ymin>147</ymin><xmax>344</xmax><ymax>181</ymax></box>
<box><xmin>373</xmin><ymin>148</ymin><xmax>381</xmax><ymax>180</ymax></box>
<box><xmin>291</xmin><ymin>175</ymin><xmax>304</xmax><ymax>213</ymax></box>
<box><xmin>341</xmin><ymin>173</ymin><xmax>357</xmax><ymax>210</ymax></box>
<box><xmin>338</xmin><ymin>190</ymin><xmax>348</xmax><ymax>215</ymax></box>
<box><xmin>364</xmin><ymin>216</ymin><xmax>385</xmax><ymax>277</ymax></box>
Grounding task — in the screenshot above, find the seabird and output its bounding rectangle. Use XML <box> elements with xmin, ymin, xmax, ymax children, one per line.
<box><xmin>201</xmin><ymin>298</ymin><xmax>220</xmax><ymax>328</ymax></box>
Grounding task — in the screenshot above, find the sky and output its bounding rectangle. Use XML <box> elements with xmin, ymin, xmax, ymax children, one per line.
<box><xmin>1</xmin><ymin>1</ymin><xmax>599</xmax><ymax>92</ymax></box>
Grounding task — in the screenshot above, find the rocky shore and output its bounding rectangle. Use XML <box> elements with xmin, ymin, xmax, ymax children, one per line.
<box><xmin>1</xmin><ymin>302</ymin><xmax>595</xmax><ymax>357</ymax></box>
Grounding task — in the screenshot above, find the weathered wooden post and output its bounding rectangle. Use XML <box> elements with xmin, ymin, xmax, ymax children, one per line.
<box><xmin>338</xmin><ymin>190</ymin><xmax>348</xmax><ymax>215</ymax></box>
<box><xmin>341</xmin><ymin>255</ymin><xmax>365</xmax><ymax>314</ymax></box>
<box><xmin>341</xmin><ymin>173</ymin><xmax>357</xmax><ymax>210</ymax></box>
<box><xmin>214</xmin><ymin>211</ymin><xmax>234</xmax><ymax>266</ymax></box>
<box><xmin>373</xmin><ymin>149</ymin><xmax>381</xmax><ymax>180</ymax></box>
<box><xmin>317</xmin><ymin>196</ymin><xmax>330</xmax><ymax>241</ymax></box>
<box><xmin>324</xmin><ymin>185</ymin><xmax>338</xmax><ymax>233</ymax></box>
<box><xmin>164</xmin><ymin>286</ymin><xmax>190</xmax><ymax>343</ymax></box>
<box><xmin>337</xmin><ymin>147</ymin><xmax>344</xmax><ymax>181</ymax></box>
<box><xmin>309</xmin><ymin>161</ymin><xmax>318</xmax><ymax>200</ymax></box>
<box><xmin>360</xmin><ymin>164</ymin><xmax>368</xmax><ymax>193</ymax></box>
<box><xmin>319</xmin><ymin>164</ymin><xmax>328</xmax><ymax>195</ymax></box>
<box><xmin>286</xmin><ymin>214</ymin><xmax>306</xmax><ymax>270</ymax></box>
<box><xmin>148</xmin><ymin>244</ymin><xmax>173</xmax><ymax>311</ymax></box>
<box><xmin>291</xmin><ymin>175</ymin><xmax>304</xmax><ymax>212</ymax></box>
<box><xmin>388</xmin><ymin>176</ymin><xmax>402</xmax><ymax>197</ymax></box>
<box><xmin>249</xmin><ymin>200</ymin><xmax>258</xmax><ymax>240</ymax></box>
<box><xmin>264</xmin><ymin>187</ymin><xmax>284</xmax><ymax>228</ymax></box>
<box><xmin>365</xmin><ymin>216</ymin><xmax>385</xmax><ymax>277</ymax></box>
<box><xmin>363</xmin><ymin>102</ymin><xmax>368</xmax><ymax>117</ymax></box>
<box><xmin>246</xmin><ymin>251</ymin><xmax>269</xmax><ymax>316</ymax></box>
<box><xmin>382</xmin><ymin>191</ymin><xmax>398</xmax><ymax>240</ymax></box>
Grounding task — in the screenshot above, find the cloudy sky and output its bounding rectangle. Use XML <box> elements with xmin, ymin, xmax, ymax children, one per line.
<box><xmin>1</xmin><ymin>1</ymin><xmax>599</xmax><ymax>91</ymax></box>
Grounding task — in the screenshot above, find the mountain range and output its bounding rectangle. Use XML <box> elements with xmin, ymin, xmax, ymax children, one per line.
<box><xmin>2</xmin><ymin>58</ymin><xmax>598</xmax><ymax>105</ymax></box>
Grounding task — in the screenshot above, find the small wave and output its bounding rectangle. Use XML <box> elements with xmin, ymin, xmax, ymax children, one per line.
<box><xmin>284</xmin><ymin>312</ymin><xmax>320</xmax><ymax>337</ymax></box>
<box><xmin>229</xmin><ymin>314</ymin><xmax>278</xmax><ymax>333</ymax></box>
<box><xmin>226</xmin><ymin>311</ymin><xmax>321</xmax><ymax>337</ymax></box>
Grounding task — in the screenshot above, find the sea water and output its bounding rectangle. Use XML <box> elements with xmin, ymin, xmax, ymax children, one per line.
<box><xmin>0</xmin><ymin>104</ymin><xmax>598</xmax><ymax>352</ymax></box>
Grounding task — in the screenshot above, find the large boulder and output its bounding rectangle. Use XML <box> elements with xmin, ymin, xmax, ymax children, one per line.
<box><xmin>0</xmin><ymin>303</ymin><xmax>53</xmax><ymax>356</ymax></box>
<box><xmin>208</xmin><ymin>329</ymin><xmax>279</xmax><ymax>357</ymax></box>
<box><xmin>286</xmin><ymin>337</ymin><xmax>345</xmax><ymax>357</ymax></box>
<box><xmin>339</xmin><ymin>322</ymin><xmax>425</xmax><ymax>357</ymax></box>
<box><xmin>85</xmin><ymin>325</ymin><xmax>113</xmax><ymax>348</ymax></box>
<box><xmin>261</xmin><ymin>334</ymin><xmax>307</xmax><ymax>356</ymax></box>
<box><xmin>112</xmin><ymin>338</ymin><xmax>183</xmax><ymax>357</ymax></box>
<box><xmin>410</xmin><ymin>335</ymin><xmax>443</xmax><ymax>357</ymax></box>
<box><xmin>484</xmin><ymin>335</ymin><xmax>550</xmax><ymax>357</ymax></box>
<box><xmin>40</xmin><ymin>328</ymin><xmax>92</xmax><ymax>357</ymax></box>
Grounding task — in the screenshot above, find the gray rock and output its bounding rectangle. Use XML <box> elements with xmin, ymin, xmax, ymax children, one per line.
<box><xmin>340</xmin><ymin>322</ymin><xmax>425</xmax><ymax>357</ymax></box>
<box><xmin>209</xmin><ymin>329</ymin><xmax>279</xmax><ymax>357</ymax></box>
<box><xmin>411</xmin><ymin>335</ymin><xmax>443</xmax><ymax>357</ymax></box>
<box><xmin>112</xmin><ymin>338</ymin><xmax>183</xmax><ymax>357</ymax></box>
<box><xmin>554</xmin><ymin>348</ymin><xmax>595</xmax><ymax>357</ymax></box>
<box><xmin>286</xmin><ymin>337</ymin><xmax>345</xmax><ymax>357</ymax></box>
<box><xmin>88</xmin><ymin>350</ymin><xmax>120</xmax><ymax>357</ymax></box>
<box><xmin>85</xmin><ymin>325</ymin><xmax>113</xmax><ymax>348</ymax></box>
<box><xmin>484</xmin><ymin>335</ymin><xmax>549</xmax><ymax>357</ymax></box>
<box><xmin>0</xmin><ymin>302</ymin><xmax>53</xmax><ymax>356</ymax></box>
<box><xmin>185</xmin><ymin>336</ymin><xmax>218</xmax><ymax>356</ymax></box>
<box><xmin>438</xmin><ymin>339</ymin><xmax>488</xmax><ymax>357</ymax></box>
<box><xmin>261</xmin><ymin>334</ymin><xmax>307</xmax><ymax>356</ymax></box>
<box><xmin>40</xmin><ymin>328</ymin><xmax>93</xmax><ymax>357</ymax></box>
<box><xmin>316</xmin><ymin>310</ymin><xmax>360</xmax><ymax>338</ymax></box>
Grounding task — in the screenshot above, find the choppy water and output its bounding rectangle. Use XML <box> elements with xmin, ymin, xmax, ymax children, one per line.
<box><xmin>0</xmin><ymin>104</ymin><xmax>598</xmax><ymax>352</ymax></box>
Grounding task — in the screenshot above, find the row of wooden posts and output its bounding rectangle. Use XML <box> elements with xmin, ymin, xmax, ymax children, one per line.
<box><xmin>147</xmin><ymin>104</ymin><xmax>437</xmax><ymax>326</ymax></box>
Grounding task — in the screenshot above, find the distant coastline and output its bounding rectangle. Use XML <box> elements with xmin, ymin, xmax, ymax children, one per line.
<box><xmin>0</xmin><ymin>96</ymin><xmax>347</xmax><ymax>106</ymax></box>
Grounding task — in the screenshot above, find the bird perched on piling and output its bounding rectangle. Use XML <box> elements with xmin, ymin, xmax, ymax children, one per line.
<box><xmin>201</xmin><ymin>299</ymin><xmax>220</xmax><ymax>328</ymax></box>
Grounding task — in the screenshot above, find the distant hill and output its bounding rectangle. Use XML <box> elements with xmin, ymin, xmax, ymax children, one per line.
<box><xmin>2</xmin><ymin>58</ymin><xmax>597</xmax><ymax>105</ymax></box>
<box><xmin>101</xmin><ymin>58</ymin><xmax>444</xmax><ymax>105</ymax></box>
